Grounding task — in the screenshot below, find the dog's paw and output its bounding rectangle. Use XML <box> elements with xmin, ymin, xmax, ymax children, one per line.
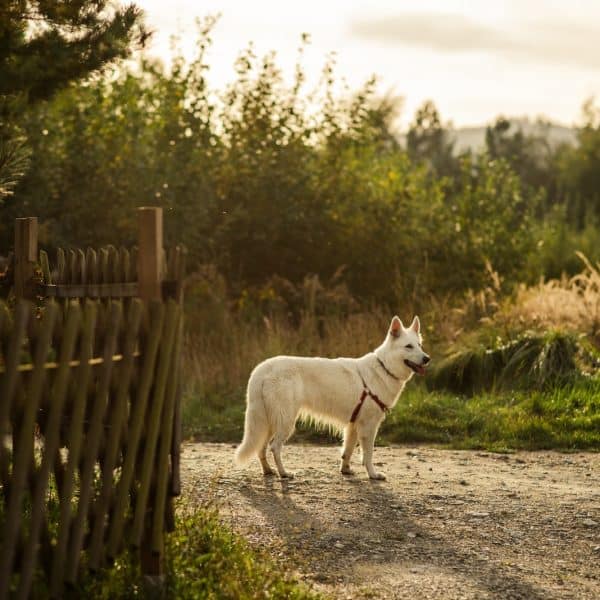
<box><xmin>279</xmin><ymin>471</ymin><xmax>295</xmax><ymax>479</ymax></box>
<box><xmin>262</xmin><ymin>468</ymin><xmax>275</xmax><ymax>477</ymax></box>
<box><xmin>369</xmin><ymin>471</ymin><xmax>387</xmax><ymax>481</ymax></box>
<box><xmin>340</xmin><ymin>466</ymin><xmax>355</xmax><ymax>475</ymax></box>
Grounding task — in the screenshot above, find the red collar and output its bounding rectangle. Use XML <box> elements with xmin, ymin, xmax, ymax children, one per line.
<box><xmin>350</xmin><ymin>374</ymin><xmax>389</xmax><ymax>423</ymax></box>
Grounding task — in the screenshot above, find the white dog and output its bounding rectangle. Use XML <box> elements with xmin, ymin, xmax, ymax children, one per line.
<box><xmin>234</xmin><ymin>316</ymin><xmax>430</xmax><ymax>479</ymax></box>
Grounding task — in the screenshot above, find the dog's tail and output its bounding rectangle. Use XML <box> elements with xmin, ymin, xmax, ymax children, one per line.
<box><xmin>234</xmin><ymin>375</ymin><xmax>270</xmax><ymax>465</ymax></box>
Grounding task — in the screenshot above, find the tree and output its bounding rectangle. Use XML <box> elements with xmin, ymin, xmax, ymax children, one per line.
<box><xmin>0</xmin><ymin>1</ymin><xmax>148</xmax><ymax>107</ymax></box>
<box><xmin>0</xmin><ymin>0</ymin><xmax>148</xmax><ymax>201</ymax></box>
<box><xmin>485</xmin><ymin>117</ymin><xmax>557</xmax><ymax>201</ymax></box>
<box><xmin>406</xmin><ymin>100</ymin><xmax>459</xmax><ymax>178</ymax></box>
<box><xmin>556</xmin><ymin>99</ymin><xmax>600</xmax><ymax>227</ymax></box>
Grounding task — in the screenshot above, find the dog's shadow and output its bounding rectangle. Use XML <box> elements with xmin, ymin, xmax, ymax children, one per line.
<box><xmin>238</xmin><ymin>462</ymin><xmax>547</xmax><ymax>599</ymax></box>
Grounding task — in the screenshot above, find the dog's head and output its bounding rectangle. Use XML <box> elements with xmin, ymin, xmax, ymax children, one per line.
<box><xmin>380</xmin><ymin>315</ymin><xmax>430</xmax><ymax>378</ymax></box>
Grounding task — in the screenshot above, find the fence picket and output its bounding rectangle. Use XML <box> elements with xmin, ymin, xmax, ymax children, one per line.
<box><xmin>121</xmin><ymin>247</ymin><xmax>131</xmax><ymax>283</ymax></box>
<box><xmin>108</xmin><ymin>245</ymin><xmax>119</xmax><ymax>284</ymax></box>
<box><xmin>88</xmin><ymin>299</ymin><xmax>143</xmax><ymax>568</ymax></box>
<box><xmin>40</xmin><ymin>250</ymin><xmax>52</xmax><ymax>284</ymax></box>
<box><xmin>49</xmin><ymin>302</ymin><xmax>98</xmax><ymax>596</ymax></box>
<box><xmin>87</xmin><ymin>247</ymin><xmax>98</xmax><ymax>285</ymax></box>
<box><xmin>152</xmin><ymin>309</ymin><xmax>182</xmax><ymax>551</ymax></box>
<box><xmin>65</xmin><ymin>301</ymin><xmax>122</xmax><ymax>582</ymax></box>
<box><xmin>0</xmin><ymin>302</ymin><xmax>58</xmax><ymax>598</ymax></box>
<box><xmin>99</xmin><ymin>247</ymin><xmax>109</xmax><ymax>285</ymax></box>
<box><xmin>57</xmin><ymin>248</ymin><xmax>66</xmax><ymax>284</ymax></box>
<box><xmin>131</xmin><ymin>300</ymin><xmax>179</xmax><ymax>547</ymax></box>
<box><xmin>77</xmin><ymin>248</ymin><xmax>86</xmax><ymax>284</ymax></box>
<box><xmin>68</xmin><ymin>249</ymin><xmax>77</xmax><ymax>284</ymax></box>
<box><xmin>16</xmin><ymin>303</ymin><xmax>81</xmax><ymax>599</ymax></box>
<box><xmin>106</xmin><ymin>301</ymin><xmax>165</xmax><ymax>558</ymax></box>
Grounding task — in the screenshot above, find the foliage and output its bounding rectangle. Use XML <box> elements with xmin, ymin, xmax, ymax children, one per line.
<box><xmin>0</xmin><ymin>0</ymin><xmax>148</xmax><ymax>107</ymax></box>
<box><xmin>79</xmin><ymin>505</ymin><xmax>321</xmax><ymax>599</ymax></box>
<box><xmin>484</xmin><ymin>116</ymin><xmax>559</xmax><ymax>200</ymax></box>
<box><xmin>0</xmin><ymin>134</ymin><xmax>30</xmax><ymax>200</ymax></box>
<box><xmin>0</xmin><ymin>0</ymin><xmax>147</xmax><ymax>221</ymax></box>
<box><xmin>556</xmin><ymin>99</ymin><xmax>600</xmax><ymax>226</ymax></box>
<box><xmin>1</xmin><ymin>24</ymin><xmax>543</xmax><ymax>308</ymax></box>
<box><xmin>406</xmin><ymin>100</ymin><xmax>460</xmax><ymax>178</ymax></box>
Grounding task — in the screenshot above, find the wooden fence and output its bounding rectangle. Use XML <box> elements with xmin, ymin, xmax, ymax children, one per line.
<box><xmin>0</xmin><ymin>208</ymin><xmax>185</xmax><ymax>598</ymax></box>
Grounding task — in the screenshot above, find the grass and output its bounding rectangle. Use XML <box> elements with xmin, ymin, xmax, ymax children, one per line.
<box><xmin>77</xmin><ymin>504</ymin><xmax>320</xmax><ymax>599</ymax></box>
<box><xmin>184</xmin><ymin>376</ymin><xmax>600</xmax><ymax>452</ymax></box>
<box><xmin>380</xmin><ymin>378</ymin><xmax>600</xmax><ymax>450</ymax></box>
<box><xmin>427</xmin><ymin>330</ymin><xmax>588</xmax><ymax>395</ymax></box>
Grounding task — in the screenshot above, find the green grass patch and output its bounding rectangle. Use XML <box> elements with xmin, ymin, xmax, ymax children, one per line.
<box><xmin>380</xmin><ymin>378</ymin><xmax>600</xmax><ymax>450</ymax></box>
<box><xmin>78</xmin><ymin>505</ymin><xmax>320</xmax><ymax>599</ymax></box>
<box><xmin>184</xmin><ymin>377</ymin><xmax>600</xmax><ymax>451</ymax></box>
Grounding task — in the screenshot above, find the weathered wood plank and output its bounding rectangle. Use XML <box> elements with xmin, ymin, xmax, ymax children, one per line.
<box><xmin>99</xmin><ymin>247</ymin><xmax>109</xmax><ymax>285</ymax></box>
<box><xmin>108</xmin><ymin>245</ymin><xmax>119</xmax><ymax>284</ymax></box>
<box><xmin>86</xmin><ymin>248</ymin><xmax>98</xmax><ymax>284</ymax></box>
<box><xmin>68</xmin><ymin>249</ymin><xmax>77</xmax><ymax>285</ymax></box>
<box><xmin>152</xmin><ymin>306</ymin><xmax>182</xmax><ymax>552</ymax></box>
<box><xmin>17</xmin><ymin>303</ymin><xmax>81</xmax><ymax>600</ymax></box>
<box><xmin>77</xmin><ymin>248</ymin><xmax>86</xmax><ymax>285</ymax></box>
<box><xmin>0</xmin><ymin>302</ymin><xmax>28</xmax><ymax>441</ymax></box>
<box><xmin>131</xmin><ymin>300</ymin><xmax>179</xmax><ymax>547</ymax></box>
<box><xmin>121</xmin><ymin>247</ymin><xmax>131</xmax><ymax>283</ymax></box>
<box><xmin>88</xmin><ymin>299</ymin><xmax>143</xmax><ymax>569</ymax></box>
<box><xmin>0</xmin><ymin>301</ymin><xmax>58</xmax><ymax>599</ymax></box>
<box><xmin>65</xmin><ymin>301</ymin><xmax>122</xmax><ymax>583</ymax></box>
<box><xmin>14</xmin><ymin>217</ymin><xmax>38</xmax><ymax>300</ymax></box>
<box><xmin>106</xmin><ymin>301</ymin><xmax>165</xmax><ymax>558</ymax></box>
<box><xmin>39</xmin><ymin>250</ymin><xmax>52</xmax><ymax>284</ymax></box>
<box><xmin>138</xmin><ymin>208</ymin><xmax>163</xmax><ymax>300</ymax></box>
<box><xmin>57</xmin><ymin>248</ymin><xmax>66</xmax><ymax>285</ymax></box>
<box><xmin>170</xmin><ymin>245</ymin><xmax>186</xmax><ymax>496</ymax></box>
<box><xmin>49</xmin><ymin>302</ymin><xmax>97</xmax><ymax>596</ymax></box>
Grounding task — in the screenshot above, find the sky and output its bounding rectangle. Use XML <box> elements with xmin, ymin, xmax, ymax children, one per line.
<box><xmin>135</xmin><ymin>0</ymin><xmax>600</xmax><ymax>129</ymax></box>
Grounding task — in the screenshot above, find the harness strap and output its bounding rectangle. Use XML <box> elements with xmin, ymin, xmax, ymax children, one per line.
<box><xmin>349</xmin><ymin>374</ymin><xmax>389</xmax><ymax>423</ymax></box>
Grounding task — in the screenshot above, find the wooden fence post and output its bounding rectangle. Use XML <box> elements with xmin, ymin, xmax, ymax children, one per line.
<box><xmin>14</xmin><ymin>217</ymin><xmax>38</xmax><ymax>300</ymax></box>
<box><xmin>138</xmin><ymin>208</ymin><xmax>163</xmax><ymax>301</ymax></box>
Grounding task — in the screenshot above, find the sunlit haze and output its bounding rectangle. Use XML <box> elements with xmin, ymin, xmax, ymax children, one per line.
<box><xmin>135</xmin><ymin>0</ymin><xmax>600</xmax><ymax>129</ymax></box>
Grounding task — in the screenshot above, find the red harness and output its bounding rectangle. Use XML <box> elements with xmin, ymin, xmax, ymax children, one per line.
<box><xmin>349</xmin><ymin>375</ymin><xmax>389</xmax><ymax>423</ymax></box>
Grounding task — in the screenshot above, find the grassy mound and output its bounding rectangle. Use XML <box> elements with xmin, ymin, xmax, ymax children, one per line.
<box><xmin>427</xmin><ymin>330</ymin><xmax>591</xmax><ymax>395</ymax></box>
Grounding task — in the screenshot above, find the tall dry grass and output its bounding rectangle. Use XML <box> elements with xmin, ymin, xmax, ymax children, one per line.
<box><xmin>183</xmin><ymin>304</ymin><xmax>394</xmax><ymax>400</ymax></box>
<box><xmin>502</xmin><ymin>252</ymin><xmax>600</xmax><ymax>345</ymax></box>
<box><xmin>182</xmin><ymin>254</ymin><xmax>600</xmax><ymax>405</ymax></box>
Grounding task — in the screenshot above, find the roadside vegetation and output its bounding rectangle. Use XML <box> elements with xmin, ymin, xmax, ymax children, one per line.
<box><xmin>182</xmin><ymin>253</ymin><xmax>600</xmax><ymax>451</ymax></box>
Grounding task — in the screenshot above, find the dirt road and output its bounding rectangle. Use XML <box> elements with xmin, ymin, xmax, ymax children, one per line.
<box><xmin>182</xmin><ymin>443</ymin><xmax>599</xmax><ymax>599</ymax></box>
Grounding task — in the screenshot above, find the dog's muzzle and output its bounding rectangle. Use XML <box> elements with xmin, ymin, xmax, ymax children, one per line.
<box><xmin>404</xmin><ymin>355</ymin><xmax>430</xmax><ymax>376</ymax></box>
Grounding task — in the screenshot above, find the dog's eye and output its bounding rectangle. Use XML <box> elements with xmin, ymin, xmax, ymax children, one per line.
<box><xmin>405</xmin><ymin>344</ymin><xmax>414</xmax><ymax>349</ymax></box>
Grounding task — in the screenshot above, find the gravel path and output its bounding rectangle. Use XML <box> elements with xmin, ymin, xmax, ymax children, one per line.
<box><xmin>182</xmin><ymin>443</ymin><xmax>599</xmax><ymax>599</ymax></box>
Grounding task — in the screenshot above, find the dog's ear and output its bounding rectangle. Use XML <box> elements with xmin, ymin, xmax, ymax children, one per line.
<box><xmin>409</xmin><ymin>316</ymin><xmax>420</xmax><ymax>334</ymax></box>
<box><xmin>390</xmin><ymin>316</ymin><xmax>403</xmax><ymax>338</ymax></box>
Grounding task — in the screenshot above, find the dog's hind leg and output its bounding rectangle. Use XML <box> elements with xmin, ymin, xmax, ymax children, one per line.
<box><xmin>358</xmin><ymin>423</ymin><xmax>386</xmax><ymax>480</ymax></box>
<box><xmin>340</xmin><ymin>424</ymin><xmax>358</xmax><ymax>475</ymax></box>
<box><xmin>270</xmin><ymin>424</ymin><xmax>295</xmax><ymax>478</ymax></box>
<box><xmin>259</xmin><ymin>441</ymin><xmax>274</xmax><ymax>476</ymax></box>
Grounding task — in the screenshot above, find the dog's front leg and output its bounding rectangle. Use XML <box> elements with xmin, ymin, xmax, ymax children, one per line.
<box><xmin>358</xmin><ymin>423</ymin><xmax>385</xmax><ymax>480</ymax></box>
<box><xmin>340</xmin><ymin>424</ymin><xmax>358</xmax><ymax>474</ymax></box>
